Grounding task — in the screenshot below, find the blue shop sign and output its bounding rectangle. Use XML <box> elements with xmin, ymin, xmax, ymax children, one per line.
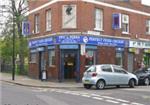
<box><xmin>56</xmin><ymin>35</ymin><xmax>81</xmax><ymax>44</ymax></box>
<box><xmin>29</xmin><ymin>37</ymin><xmax>54</xmax><ymax>48</ymax></box>
<box><xmin>80</xmin><ymin>36</ymin><xmax>126</xmax><ymax>47</ymax></box>
<box><xmin>29</xmin><ymin>35</ymin><xmax>127</xmax><ymax>48</ymax></box>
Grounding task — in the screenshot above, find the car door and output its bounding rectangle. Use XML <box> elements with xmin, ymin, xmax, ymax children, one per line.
<box><xmin>113</xmin><ymin>65</ymin><xmax>129</xmax><ymax>85</ymax></box>
<box><xmin>100</xmin><ymin>65</ymin><xmax>115</xmax><ymax>85</ymax></box>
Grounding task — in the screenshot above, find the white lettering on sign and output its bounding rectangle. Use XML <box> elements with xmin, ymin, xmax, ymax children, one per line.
<box><xmin>129</xmin><ymin>41</ymin><xmax>150</xmax><ymax>49</ymax></box>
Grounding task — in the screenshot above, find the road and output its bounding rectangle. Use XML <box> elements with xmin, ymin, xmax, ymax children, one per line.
<box><xmin>1</xmin><ymin>81</ymin><xmax>150</xmax><ymax>105</ymax></box>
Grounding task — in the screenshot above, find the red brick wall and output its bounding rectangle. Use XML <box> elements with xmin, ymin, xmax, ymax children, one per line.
<box><xmin>28</xmin><ymin>0</ymin><xmax>150</xmax><ymax>39</ymax></box>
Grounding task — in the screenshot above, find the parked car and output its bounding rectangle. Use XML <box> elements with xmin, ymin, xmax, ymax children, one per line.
<box><xmin>82</xmin><ymin>64</ymin><xmax>138</xmax><ymax>89</ymax></box>
<box><xmin>133</xmin><ymin>68</ymin><xmax>150</xmax><ymax>85</ymax></box>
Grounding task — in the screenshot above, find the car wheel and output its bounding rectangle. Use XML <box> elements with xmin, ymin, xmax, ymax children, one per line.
<box><xmin>96</xmin><ymin>80</ymin><xmax>105</xmax><ymax>90</ymax></box>
<box><xmin>129</xmin><ymin>79</ymin><xmax>135</xmax><ymax>88</ymax></box>
<box><xmin>84</xmin><ymin>84</ymin><xmax>92</xmax><ymax>89</ymax></box>
<box><xmin>144</xmin><ymin>78</ymin><xmax>150</xmax><ymax>86</ymax></box>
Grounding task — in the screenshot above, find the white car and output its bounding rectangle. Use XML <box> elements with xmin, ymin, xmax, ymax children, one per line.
<box><xmin>82</xmin><ymin>64</ymin><xmax>138</xmax><ymax>89</ymax></box>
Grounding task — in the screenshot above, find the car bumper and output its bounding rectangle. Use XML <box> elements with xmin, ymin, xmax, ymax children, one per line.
<box><xmin>82</xmin><ymin>77</ymin><xmax>97</xmax><ymax>85</ymax></box>
<box><xmin>138</xmin><ymin>78</ymin><xmax>145</xmax><ymax>84</ymax></box>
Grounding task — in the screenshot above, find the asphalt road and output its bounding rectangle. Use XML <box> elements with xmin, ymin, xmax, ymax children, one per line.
<box><xmin>1</xmin><ymin>81</ymin><xmax>150</xmax><ymax>105</ymax></box>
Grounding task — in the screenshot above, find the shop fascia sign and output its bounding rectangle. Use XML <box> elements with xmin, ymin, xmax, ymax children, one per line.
<box><xmin>29</xmin><ymin>35</ymin><xmax>127</xmax><ymax>48</ymax></box>
<box><xmin>129</xmin><ymin>40</ymin><xmax>150</xmax><ymax>49</ymax></box>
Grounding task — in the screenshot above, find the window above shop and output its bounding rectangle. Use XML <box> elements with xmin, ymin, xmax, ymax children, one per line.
<box><xmin>122</xmin><ymin>14</ymin><xmax>129</xmax><ymax>34</ymax></box>
<box><xmin>94</xmin><ymin>8</ymin><xmax>103</xmax><ymax>31</ymax></box>
<box><xmin>46</xmin><ymin>9</ymin><xmax>51</xmax><ymax>31</ymax></box>
<box><xmin>34</xmin><ymin>14</ymin><xmax>40</xmax><ymax>34</ymax></box>
<box><xmin>146</xmin><ymin>19</ymin><xmax>150</xmax><ymax>35</ymax></box>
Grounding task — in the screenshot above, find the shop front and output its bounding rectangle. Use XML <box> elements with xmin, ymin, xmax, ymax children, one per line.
<box><xmin>129</xmin><ymin>40</ymin><xmax>150</xmax><ymax>70</ymax></box>
<box><xmin>29</xmin><ymin>34</ymin><xmax>128</xmax><ymax>82</ymax></box>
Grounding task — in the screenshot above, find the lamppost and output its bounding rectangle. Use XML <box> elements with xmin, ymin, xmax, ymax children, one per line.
<box><xmin>12</xmin><ymin>0</ymin><xmax>15</xmax><ymax>80</ymax></box>
<box><xmin>0</xmin><ymin>0</ymin><xmax>15</xmax><ymax>80</ymax></box>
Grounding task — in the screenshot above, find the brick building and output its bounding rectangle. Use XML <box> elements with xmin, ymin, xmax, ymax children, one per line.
<box><xmin>28</xmin><ymin>0</ymin><xmax>150</xmax><ymax>82</ymax></box>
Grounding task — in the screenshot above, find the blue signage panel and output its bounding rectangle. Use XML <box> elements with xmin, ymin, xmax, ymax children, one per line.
<box><xmin>29</xmin><ymin>35</ymin><xmax>127</xmax><ymax>48</ymax></box>
<box><xmin>56</xmin><ymin>35</ymin><xmax>81</xmax><ymax>44</ymax></box>
<box><xmin>29</xmin><ymin>37</ymin><xmax>54</xmax><ymax>48</ymax></box>
<box><xmin>80</xmin><ymin>36</ymin><xmax>126</xmax><ymax>47</ymax></box>
<box><xmin>112</xmin><ymin>13</ymin><xmax>121</xmax><ymax>29</ymax></box>
<box><xmin>60</xmin><ymin>45</ymin><xmax>79</xmax><ymax>49</ymax></box>
<box><xmin>22</xmin><ymin>21</ymin><xmax>30</xmax><ymax>36</ymax></box>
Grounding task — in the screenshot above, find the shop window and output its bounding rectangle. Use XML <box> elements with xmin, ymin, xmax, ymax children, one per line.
<box><xmin>30</xmin><ymin>53</ymin><xmax>36</xmax><ymax>63</ymax></box>
<box><xmin>48</xmin><ymin>50</ymin><xmax>55</xmax><ymax>66</ymax></box>
<box><xmin>85</xmin><ymin>50</ymin><xmax>96</xmax><ymax>66</ymax></box>
<box><xmin>34</xmin><ymin>14</ymin><xmax>40</xmax><ymax>34</ymax></box>
<box><xmin>122</xmin><ymin>14</ymin><xmax>129</xmax><ymax>34</ymax></box>
<box><xmin>146</xmin><ymin>20</ymin><xmax>150</xmax><ymax>34</ymax></box>
<box><xmin>116</xmin><ymin>52</ymin><xmax>123</xmax><ymax>67</ymax></box>
<box><xmin>94</xmin><ymin>8</ymin><xmax>103</xmax><ymax>31</ymax></box>
<box><xmin>46</xmin><ymin>10</ymin><xmax>51</xmax><ymax>31</ymax></box>
<box><xmin>144</xmin><ymin>54</ymin><xmax>150</xmax><ymax>67</ymax></box>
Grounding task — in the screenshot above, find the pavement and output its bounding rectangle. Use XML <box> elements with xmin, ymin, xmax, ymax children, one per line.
<box><xmin>0</xmin><ymin>72</ymin><xmax>83</xmax><ymax>88</ymax></box>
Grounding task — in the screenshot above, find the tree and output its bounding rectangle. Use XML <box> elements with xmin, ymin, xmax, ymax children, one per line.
<box><xmin>0</xmin><ymin>0</ymin><xmax>29</xmax><ymax>74</ymax></box>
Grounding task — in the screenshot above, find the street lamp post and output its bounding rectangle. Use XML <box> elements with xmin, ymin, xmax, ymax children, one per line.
<box><xmin>12</xmin><ymin>0</ymin><xmax>15</xmax><ymax>80</ymax></box>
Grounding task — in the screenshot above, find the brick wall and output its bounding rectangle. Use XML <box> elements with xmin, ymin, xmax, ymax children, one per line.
<box><xmin>28</xmin><ymin>0</ymin><xmax>150</xmax><ymax>39</ymax></box>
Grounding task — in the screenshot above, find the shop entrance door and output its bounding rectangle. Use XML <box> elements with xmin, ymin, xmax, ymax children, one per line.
<box><xmin>60</xmin><ymin>50</ymin><xmax>79</xmax><ymax>81</ymax></box>
<box><xmin>38</xmin><ymin>52</ymin><xmax>45</xmax><ymax>79</ymax></box>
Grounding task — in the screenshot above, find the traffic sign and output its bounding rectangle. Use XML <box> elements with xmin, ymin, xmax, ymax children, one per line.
<box><xmin>22</xmin><ymin>21</ymin><xmax>30</xmax><ymax>36</ymax></box>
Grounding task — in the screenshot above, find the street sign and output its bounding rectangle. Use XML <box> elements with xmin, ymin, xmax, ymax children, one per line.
<box><xmin>22</xmin><ymin>21</ymin><xmax>30</xmax><ymax>36</ymax></box>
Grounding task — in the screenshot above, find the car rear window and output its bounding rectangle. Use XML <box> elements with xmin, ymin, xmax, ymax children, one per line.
<box><xmin>101</xmin><ymin>65</ymin><xmax>112</xmax><ymax>72</ymax></box>
<box><xmin>86</xmin><ymin>66</ymin><xmax>96</xmax><ymax>72</ymax></box>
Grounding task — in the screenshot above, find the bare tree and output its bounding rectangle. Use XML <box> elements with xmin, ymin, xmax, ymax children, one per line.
<box><xmin>0</xmin><ymin>0</ymin><xmax>29</xmax><ymax>74</ymax></box>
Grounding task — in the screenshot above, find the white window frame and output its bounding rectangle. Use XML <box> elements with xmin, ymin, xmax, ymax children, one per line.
<box><xmin>94</xmin><ymin>8</ymin><xmax>103</xmax><ymax>31</ymax></box>
<box><xmin>146</xmin><ymin>20</ymin><xmax>150</xmax><ymax>34</ymax></box>
<box><xmin>122</xmin><ymin>14</ymin><xmax>129</xmax><ymax>34</ymax></box>
<box><xmin>34</xmin><ymin>14</ymin><xmax>40</xmax><ymax>34</ymax></box>
<box><xmin>46</xmin><ymin>10</ymin><xmax>51</xmax><ymax>31</ymax></box>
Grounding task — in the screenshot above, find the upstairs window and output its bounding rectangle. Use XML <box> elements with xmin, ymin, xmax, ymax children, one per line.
<box><xmin>95</xmin><ymin>8</ymin><xmax>103</xmax><ymax>31</ymax></box>
<box><xmin>122</xmin><ymin>14</ymin><xmax>129</xmax><ymax>34</ymax></box>
<box><xmin>146</xmin><ymin>20</ymin><xmax>150</xmax><ymax>34</ymax></box>
<box><xmin>46</xmin><ymin>10</ymin><xmax>51</xmax><ymax>31</ymax></box>
<box><xmin>34</xmin><ymin>14</ymin><xmax>40</xmax><ymax>34</ymax></box>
